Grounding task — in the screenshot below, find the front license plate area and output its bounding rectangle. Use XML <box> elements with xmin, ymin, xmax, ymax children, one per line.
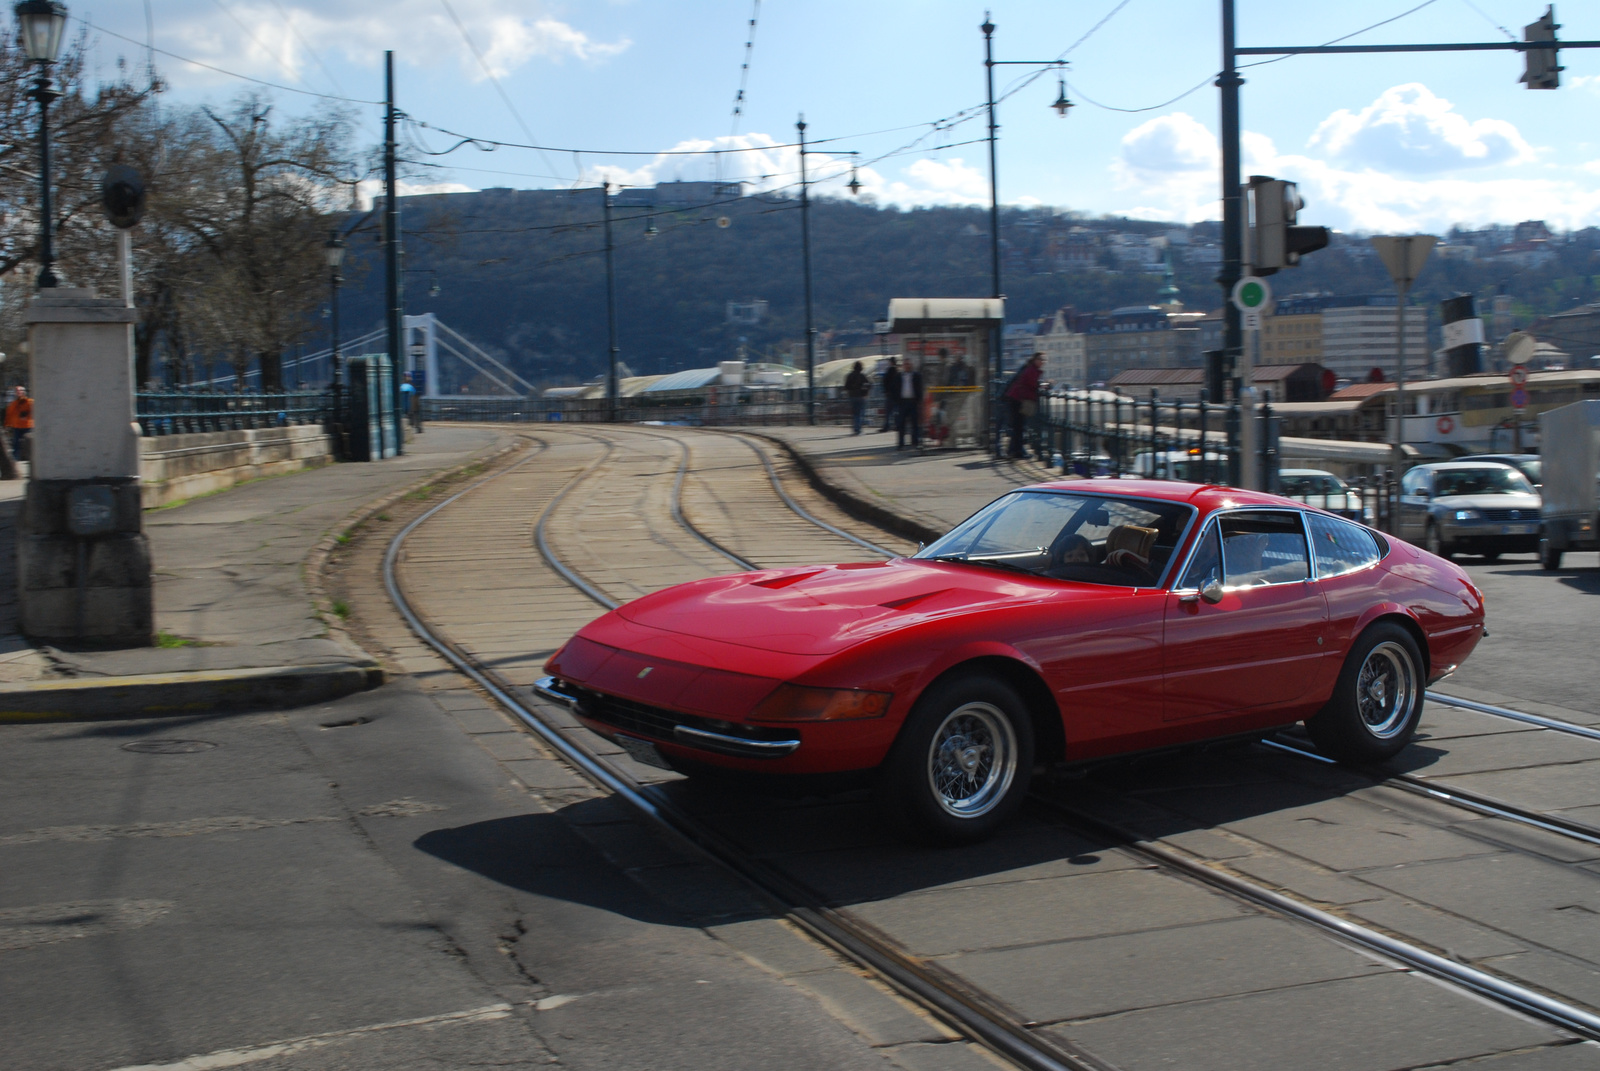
<box><xmin>615</xmin><ymin>734</ymin><xmax>672</xmax><ymax>770</ymax></box>
<box><xmin>1501</xmin><ymin>524</ymin><xmax>1536</xmax><ymax>535</ymax></box>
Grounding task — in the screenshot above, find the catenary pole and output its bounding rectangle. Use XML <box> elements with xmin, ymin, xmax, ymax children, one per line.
<box><xmin>798</xmin><ymin>115</ymin><xmax>816</xmax><ymax>425</ymax></box>
<box><xmin>1218</xmin><ymin>0</ymin><xmax>1243</xmax><ymax>411</ymax></box>
<box><xmin>982</xmin><ymin>14</ymin><xmax>1002</xmax><ymax>453</ymax></box>
<box><xmin>603</xmin><ymin>183</ymin><xmax>619</xmax><ymax>422</ymax></box>
<box><xmin>384</xmin><ymin>51</ymin><xmax>404</xmax><ymax>454</ymax></box>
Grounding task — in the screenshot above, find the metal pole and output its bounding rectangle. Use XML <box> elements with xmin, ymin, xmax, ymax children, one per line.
<box><xmin>1218</xmin><ymin>0</ymin><xmax>1243</xmax><ymax>415</ymax></box>
<box><xmin>982</xmin><ymin>14</ymin><xmax>1002</xmax><ymax>454</ymax></box>
<box><xmin>32</xmin><ymin>70</ymin><xmax>59</xmax><ymax>288</ymax></box>
<box><xmin>384</xmin><ymin>51</ymin><xmax>404</xmax><ymax>454</ymax></box>
<box><xmin>603</xmin><ymin>183</ymin><xmax>619</xmax><ymax>423</ymax></box>
<box><xmin>798</xmin><ymin>116</ymin><xmax>816</xmax><ymax>425</ymax></box>
<box><xmin>1394</xmin><ymin>272</ymin><xmax>1409</xmax><ymax>469</ymax></box>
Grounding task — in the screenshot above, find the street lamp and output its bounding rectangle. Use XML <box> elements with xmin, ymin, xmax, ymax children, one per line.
<box><xmin>324</xmin><ymin>230</ymin><xmax>345</xmax><ymax>398</ymax></box>
<box><xmin>16</xmin><ymin>0</ymin><xmax>69</xmax><ymax>289</ymax></box>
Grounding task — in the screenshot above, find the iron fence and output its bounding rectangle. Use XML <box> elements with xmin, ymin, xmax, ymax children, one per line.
<box><xmin>135</xmin><ymin>390</ymin><xmax>333</xmax><ymax>437</ymax></box>
<box><xmin>421</xmin><ymin>387</ymin><xmax>861</xmax><ymax>427</ymax></box>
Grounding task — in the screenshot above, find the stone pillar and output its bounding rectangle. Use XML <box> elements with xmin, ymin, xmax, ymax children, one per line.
<box><xmin>18</xmin><ymin>288</ymin><xmax>151</xmax><ymax>646</ymax></box>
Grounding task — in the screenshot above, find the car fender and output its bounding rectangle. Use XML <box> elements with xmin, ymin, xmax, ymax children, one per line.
<box><xmin>909</xmin><ymin>638</ymin><xmax>1051</xmax><ymax>706</ymax></box>
<box><xmin>1346</xmin><ymin>600</ymin><xmax>1431</xmax><ymax>675</ymax></box>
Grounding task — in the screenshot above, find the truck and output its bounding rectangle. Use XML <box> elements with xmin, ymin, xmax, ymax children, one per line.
<box><xmin>1537</xmin><ymin>400</ymin><xmax>1600</xmax><ymax>570</ymax></box>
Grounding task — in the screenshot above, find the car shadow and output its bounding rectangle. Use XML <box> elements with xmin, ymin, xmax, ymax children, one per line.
<box><xmin>414</xmin><ymin>734</ymin><xmax>1449</xmax><ymax>924</ymax></box>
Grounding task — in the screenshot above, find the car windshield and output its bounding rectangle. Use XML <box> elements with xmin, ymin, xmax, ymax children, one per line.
<box><xmin>1433</xmin><ymin>467</ymin><xmax>1534</xmax><ymax>497</ymax></box>
<box><xmin>1279</xmin><ymin>474</ymin><xmax>1344</xmax><ymax>497</ymax></box>
<box><xmin>916</xmin><ymin>491</ymin><xmax>1192</xmax><ymax>586</ymax></box>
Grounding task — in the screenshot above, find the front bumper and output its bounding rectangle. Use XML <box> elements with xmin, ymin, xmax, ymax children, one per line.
<box><xmin>1441</xmin><ymin>521</ymin><xmax>1540</xmax><ymax>553</ymax></box>
<box><xmin>536</xmin><ymin>675</ymin><xmax>801</xmax><ymax>760</ymax></box>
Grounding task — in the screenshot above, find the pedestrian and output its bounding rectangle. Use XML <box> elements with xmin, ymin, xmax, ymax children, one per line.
<box><xmin>844</xmin><ymin>360</ymin><xmax>870</xmax><ymax>435</ymax></box>
<box><xmin>400</xmin><ymin>374</ymin><xmax>423</xmax><ymax>433</ymax></box>
<box><xmin>895</xmin><ymin>356</ymin><xmax>924</xmax><ymax>450</ymax></box>
<box><xmin>946</xmin><ymin>353</ymin><xmax>974</xmax><ymax>387</ymax></box>
<box><xmin>4</xmin><ymin>385</ymin><xmax>33</xmax><ymax>461</ymax></box>
<box><xmin>877</xmin><ymin>356</ymin><xmax>896</xmax><ymax>433</ymax></box>
<box><xmin>1005</xmin><ymin>352</ymin><xmax>1045</xmax><ymax>460</ymax></box>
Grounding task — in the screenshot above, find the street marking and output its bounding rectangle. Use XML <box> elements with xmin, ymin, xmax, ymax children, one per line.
<box><xmin>100</xmin><ymin>1003</ymin><xmax>515</xmax><ymax>1071</ymax></box>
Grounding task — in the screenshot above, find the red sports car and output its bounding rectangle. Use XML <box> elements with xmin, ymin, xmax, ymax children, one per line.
<box><xmin>540</xmin><ymin>481</ymin><xmax>1486</xmax><ymax>843</ymax></box>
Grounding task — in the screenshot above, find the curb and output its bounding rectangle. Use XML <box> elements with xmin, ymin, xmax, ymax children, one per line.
<box><xmin>729</xmin><ymin>429</ymin><xmax>947</xmax><ymax>546</ymax></box>
<box><xmin>0</xmin><ymin>663</ymin><xmax>384</xmax><ymax>723</ymax></box>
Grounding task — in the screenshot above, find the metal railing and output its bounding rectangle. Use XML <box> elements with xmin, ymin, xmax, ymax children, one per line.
<box><xmin>421</xmin><ymin>387</ymin><xmax>862</xmax><ymax>427</ymax></box>
<box><xmin>135</xmin><ymin>390</ymin><xmax>333</xmax><ymax>437</ymax></box>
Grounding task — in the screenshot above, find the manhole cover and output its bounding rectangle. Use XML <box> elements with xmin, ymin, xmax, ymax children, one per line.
<box><xmin>120</xmin><ymin>740</ymin><xmax>218</xmax><ymax>754</ymax></box>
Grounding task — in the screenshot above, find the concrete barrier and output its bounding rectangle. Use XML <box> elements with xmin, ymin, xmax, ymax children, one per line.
<box><xmin>140</xmin><ymin>426</ymin><xmax>334</xmax><ymax>508</ymax></box>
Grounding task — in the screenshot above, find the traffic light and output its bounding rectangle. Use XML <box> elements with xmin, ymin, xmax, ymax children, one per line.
<box><xmin>1248</xmin><ymin>176</ymin><xmax>1330</xmax><ymax>275</ymax></box>
<box><xmin>1521</xmin><ymin>5</ymin><xmax>1561</xmax><ymax>89</ymax></box>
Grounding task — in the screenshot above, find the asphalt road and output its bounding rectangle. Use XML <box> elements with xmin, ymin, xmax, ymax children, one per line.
<box><xmin>1443</xmin><ymin>549</ymin><xmax>1600</xmax><ymax>719</ymax></box>
<box><xmin>0</xmin><ymin>680</ymin><xmax>921</xmax><ymax>1071</ymax></box>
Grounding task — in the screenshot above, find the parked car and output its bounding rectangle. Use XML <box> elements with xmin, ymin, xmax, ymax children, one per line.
<box><xmin>1277</xmin><ymin>468</ymin><xmax>1363</xmax><ymax>520</ymax></box>
<box><xmin>540</xmin><ymin>481</ymin><xmax>1485</xmax><ymax>844</ymax></box>
<box><xmin>1459</xmin><ymin>453</ymin><xmax>1542</xmax><ymax>489</ymax></box>
<box><xmin>1128</xmin><ymin>449</ymin><xmax>1230</xmax><ymax>482</ymax></box>
<box><xmin>1397</xmin><ymin>461</ymin><xmax>1542</xmax><ymax>560</ymax></box>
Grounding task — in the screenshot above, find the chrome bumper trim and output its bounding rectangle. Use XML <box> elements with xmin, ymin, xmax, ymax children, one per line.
<box><xmin>1426</xmin><ymin>664</ymin><xmax>1458</xmax><ymax>686</ymax></box>
<box><xmin>673</xmin><ymin>724</ymin><xmax>800</xmax><ymax>757</ymax></box>
<box><xmin>534</xmin><ymin>676</ymin><xmax>578</xmax><ymax>706</ymax></box>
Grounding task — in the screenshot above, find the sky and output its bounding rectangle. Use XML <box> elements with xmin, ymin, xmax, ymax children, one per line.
<box><xmin>67</xmin><ymin>0</ymin><xmax>1600</xmax><ymax>232</ymax></box>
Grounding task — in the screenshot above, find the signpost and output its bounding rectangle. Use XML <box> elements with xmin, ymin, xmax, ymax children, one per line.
<box><xmin>1371</xmin><ymin>234</ymin><xmax>1438</xmax><ymax>468</ymax></box>
<box><xmin>1229</xmin><ymin>277</ymin><xmax>1272</xmax><ymax>489</ymax></box>
<box><xmin>1509</xmin><ymin>363</ymin><xmax>1529</xmax><ymax>388</ymax></box>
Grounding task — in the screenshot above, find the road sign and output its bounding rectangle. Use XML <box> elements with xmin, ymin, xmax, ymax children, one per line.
<box><xmin>1231</xmin><ymin>277</ymin><xmax>1272</xmax><ymax>315</ymax></box>
<box><xmin>1511</xmin><ymin>386</ymin><xmax>1530</xmax><ymax>410</ymax></box>
<box><xmin>1370</xmin><ymin>235</ymin><xmax>1438</xmax><ymax>289</ymax></box>
<box><xmin>1508</xmin><ymin>364</ymin><xmax>1528</xmax><ymax>387</ymax></box>
<box><xmin>1243</xmin><ymin>310</ymin><xmax>1262</xmax><ymax>331</ymax></box>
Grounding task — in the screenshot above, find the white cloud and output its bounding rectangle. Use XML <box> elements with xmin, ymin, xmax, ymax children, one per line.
<box><xmin>1307</xmin><ymin>84</ymin><xmax>1532</xmax><ymax>173</ymax></box>
<box><xmin>137</xmin><ymin>1</ymin><xmax>627</xmax><ymax>88</ymax></box>
<box><xmin>356</xmin><ymin>179</ymin><xmax>475</xmax><ymax>210</ymax></box>
<box><xmin>1110</xmin><ymin>113</ymin><xmax>1220</xmax><ymax>222</ymax></box>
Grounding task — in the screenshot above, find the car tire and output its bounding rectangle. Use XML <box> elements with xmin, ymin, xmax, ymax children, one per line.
<box><xmin>1482</xmin><ymin>552</ymin><xmax>1501</xmax><ymax>563</ymax></box>
<box><xmin>1305</xmin><ymin>623</ymin><xmax>1424</xmax><ymax>764</ymax></box>
<box><xmin>1423</xmin><ymin>521</ymin><xmax>1452</xmax><ymax>560</ymax></box>
<box><xmin>1540</xmin><ymin>539</ymin><xmax>1562</xmax><ymax>571</ymax></box>
<box><xmin>877</xmin><ymin>673</ymin><xmax>1034</xmax><ymax>845</ymax></box>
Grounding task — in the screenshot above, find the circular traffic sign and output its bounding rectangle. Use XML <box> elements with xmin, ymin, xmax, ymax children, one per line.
<box><xmin>1510</xmin><ymin>386</ymin><xmax>1530</xmax><ymax>409</ymax></box>
<box><xmin>1508</xmin><ymin>364</ymin><xmax>1528</xmax><ymax>387</ymax></box>
<box><xmin>1231</xmin><ymin>277</ymin><xmax>1272</xmax><ymax>313</ymax></box>
<box><xmin>1436</xmin><ymin>415</ymin><xmax>1454</xmax><ymax>435</ymax></box>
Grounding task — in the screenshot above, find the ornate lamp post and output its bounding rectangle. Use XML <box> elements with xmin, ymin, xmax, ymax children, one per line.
<box><xmin>15</xmin><ymin>0</ymin><xmax>69</xmax><ymax>289</ymax></box>
<box><xmin>324</xmin><ymin>230</ymin><xmax>346</xmax><ymax>413</ymax></box>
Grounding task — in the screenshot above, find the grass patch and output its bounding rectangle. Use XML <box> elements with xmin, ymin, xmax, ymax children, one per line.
<box><xmin>335</xmin><ymin>532</ymin><xmax>351</xmax><ymax>545</ymax></box>
<box><xmin>407</xmin><ymin>484</ymin><xmax>436</xmax><ymax>501</ymax></box>
<box><xmin>154</xmin><ymin>631</ymin><xmax>199</xmax><ymax>648</ymax></box>
<box><xmin>331</xmin><ymin>600</ymin><xmax>351</xmax><ymax>619</ymax></box>
<box><xmin>376</xmin><ymin>512</ymin><xmax>391</xmax><ymax>522</ymax></box>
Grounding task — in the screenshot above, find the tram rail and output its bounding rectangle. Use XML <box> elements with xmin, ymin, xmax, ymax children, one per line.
<box><xmin>379</xmin><ymin>425</ymin><xmax>1600</xmax><ymax>1056</ymax></box>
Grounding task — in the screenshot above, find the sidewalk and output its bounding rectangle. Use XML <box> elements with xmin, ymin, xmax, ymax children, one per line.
<box><xmin>741</xmin><ymin>425</ymin><xmax>1066</xmax><ymax>542</ymax></box>
<box><xmin>0</xmin><ymin>425</ymin><xmax>514</xmax><ymax>718</ymax></box>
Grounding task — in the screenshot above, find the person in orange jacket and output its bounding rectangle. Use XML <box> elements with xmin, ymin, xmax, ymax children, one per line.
<box><xmin>4</xmin><ymin>386</ymin><xmax>32</xmax><ymax>459</ymax></box>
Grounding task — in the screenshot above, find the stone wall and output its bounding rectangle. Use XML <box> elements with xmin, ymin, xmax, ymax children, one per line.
<box><xmin>140</xmin><ymin>426</ymin><xmax>334</xmax><ymax>509</ymax></box>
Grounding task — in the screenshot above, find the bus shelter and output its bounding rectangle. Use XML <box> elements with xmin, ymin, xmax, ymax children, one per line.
<box><xmin>886</xmin><ymin>298</ymin><xmax>1005</xmax><ymax>450</ymax></box>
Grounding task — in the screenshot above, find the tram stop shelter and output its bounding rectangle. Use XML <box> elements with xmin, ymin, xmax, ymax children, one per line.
<box><xmin>886</xmin><ymin>298</ymin><xmax>1005</xmax><ymax>450</ymax></box>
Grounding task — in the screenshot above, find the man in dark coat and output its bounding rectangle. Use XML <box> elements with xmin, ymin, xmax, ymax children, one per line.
<box><xmin>845</xmin><ymin>360</ymin><xmax>870</xmax><ymax>435</ymax></box>
<box><xmin>1005</xmin><ymin>352</ymin><xmax>1045</xmax><ymax>459</ymax></box>
<box><xmin>893</xmin><ymin>356</ymin><xmax>924</xmax><ymax>450</ymax></box>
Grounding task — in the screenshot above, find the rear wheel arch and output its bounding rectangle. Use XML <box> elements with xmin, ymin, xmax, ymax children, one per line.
<box><xmin>1372</xmin><ymin>611</ymin><xmax>1431</xmax><ymax>681</ymax></box>
<box><xmin>920</xmin><ymin>656</ymin><xmax>1065</xmax><ymax>766</ymax></box>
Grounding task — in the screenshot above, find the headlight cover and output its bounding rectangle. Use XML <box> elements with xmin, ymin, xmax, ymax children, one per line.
<box><xmin>750</xmin><ymin>684</ymin><xmax>892</xmax><ymax>722</ymax></box>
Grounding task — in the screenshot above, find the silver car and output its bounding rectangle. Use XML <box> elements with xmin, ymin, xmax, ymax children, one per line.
<box><xmin>1278</xmin><ymin>468</ymin><xmax>1363</xmax><ymax>520</ymax></box>
<box><xmin>1397</xmin><ymin>461</ymin><xmax>1542</xmax><ymax>560</ymax></box>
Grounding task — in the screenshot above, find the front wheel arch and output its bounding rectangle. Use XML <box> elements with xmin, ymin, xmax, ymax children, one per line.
<box><xmin>917</xmin><ymin>656</ymin><xmax>1064</xmax><ymax>766</ymax></box>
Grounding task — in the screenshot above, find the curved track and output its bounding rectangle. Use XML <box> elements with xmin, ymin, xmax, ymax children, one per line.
<box><xmin>383</xmin><ymin>425</ymin><xmax>1600</xmax><ymax>1063</ymax></box>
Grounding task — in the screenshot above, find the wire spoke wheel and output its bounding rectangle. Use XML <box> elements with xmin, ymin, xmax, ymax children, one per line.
<box><xmin>1356</xmin><ymin>640</ymin><xmax>1416</xmax><ymax>739</ymax></box>
<box><xmin>926</xmin><ymin>702</ymin><xmax>1017</xmax><ymax>818</ymax></box>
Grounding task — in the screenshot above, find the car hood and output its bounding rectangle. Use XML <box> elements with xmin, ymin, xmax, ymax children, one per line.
<box><xmin>1434</xmin><ymin>492</ymin><xmax>1541</xmax><ymax>511</ymax></box>
<box><xmin>614</xmin><ymin>558</ymin><xmax>1076</xmax><ymax>656</ymax></box>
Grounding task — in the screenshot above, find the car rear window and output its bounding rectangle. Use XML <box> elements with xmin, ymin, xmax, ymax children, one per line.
<box><xmin>1307</xmin><ymin>513</ymin><xmax>1381</xmax><ymax>577</ymax></box>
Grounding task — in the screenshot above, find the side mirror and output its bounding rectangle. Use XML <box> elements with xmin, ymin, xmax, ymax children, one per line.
<box><xmin>1200</xmin><ymin>577</ymin><xmax>1224</xmax><ymax>604</ymax></box>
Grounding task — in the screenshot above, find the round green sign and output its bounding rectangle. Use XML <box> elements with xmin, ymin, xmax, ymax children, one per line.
<box><xmin>1237</xmin><ymin>280</ymin><xmax>1266</xmax><ymax>308</ymax></box>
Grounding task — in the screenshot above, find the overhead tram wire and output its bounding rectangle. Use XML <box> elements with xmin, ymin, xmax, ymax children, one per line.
<box><xmin>437</xmin><ymin>0</ymin><xmax>567</xmax><ymax>181</ymax></box>
<box><xmin>1237</xmin><ymin>0</ymin><xmax>1443</xmax><ymax>70</ymax></box>
<box><xmin>266</xmin><ymin>0</ymin><xmax>348</xmax><ymax>97</ymax></box>
<box><xmin>719</xmin><ymin>0</ymin><xmax>762</xmax><ymax>185</ymax></box>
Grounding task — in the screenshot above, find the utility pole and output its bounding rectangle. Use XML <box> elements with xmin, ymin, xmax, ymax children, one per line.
<box><xmin>603</xmin><ymin>182</ymin><xmax>619</xmax><ymax>423</ymax></box>
<box><xmin>384</xmin><ymin>50</ymin><xmax>404</xmax><ymax>455</ymax></box>
<box><xmin>798</xmin><ymin>115</ymin><xmax>816</xmax><ymax>425</ymax></box>
<box><xmin>1218</xmin><ymin>0</ymin><xmax>1244</xmax><ymax>411</ymax></box>
<box><xmin>981</xmin><ymin>15</ymin><xmax>1001</xmax><ymax>304</ymax></box>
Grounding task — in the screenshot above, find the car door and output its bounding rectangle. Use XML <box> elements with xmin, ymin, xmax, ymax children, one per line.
<box><xmin>1163</xmin><ymin>509</ymin><xmax>1329</xmax><ymax>721</ymax></box>
<box><xmin>1305</xmin><ymin>512</ymin><xmax>1385</xmax><ymax>698</ymax></box>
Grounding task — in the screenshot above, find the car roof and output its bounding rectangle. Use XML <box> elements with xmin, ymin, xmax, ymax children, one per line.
<box><xmin>1024</xmin><ymin>478</ymin><xmax>1300</xmax><ymax>512</ymax></box>
<box><xmin>1461</xmin><ymin>453</ymin><xmax>1538</xmax><ymax>462</ymax></box>
<box><xmin>1278</xmin><ymin>468</ymin><xmax>1338</xmax><ymax>477</ymax></box>
<box><xmin>1415</xmin><ymin>460</ymin><xmax>1521</xmax><ymax>472</ymax></box>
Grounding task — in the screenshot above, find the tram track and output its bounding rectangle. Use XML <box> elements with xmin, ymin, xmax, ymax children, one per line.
<box><xmin>380</xmin><ymin>424</ymin><xmax>1600</xmax><ymax>1061</ymax></box>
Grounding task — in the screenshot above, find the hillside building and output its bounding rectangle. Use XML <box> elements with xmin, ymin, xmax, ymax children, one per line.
<box><xmin>1081</xmin><ymin>305</ymin><xmax>1205</xmax><ymax>384</ymax></box>
<box><xmin>1319</xmin><ymin>297</ymin><xmax>1429</xmax><ymax>382</ymax></box>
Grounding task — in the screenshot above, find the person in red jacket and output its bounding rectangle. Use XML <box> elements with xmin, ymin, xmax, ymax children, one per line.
<box><xmin>1004</xmin><ymin>353</ymin><xmax>1044</xmax><ymax>459</ymax></box>
<box><xmin>4</xmin><ymin>386</ymin><xmax>33</xmax><ymax>460</ymax></box>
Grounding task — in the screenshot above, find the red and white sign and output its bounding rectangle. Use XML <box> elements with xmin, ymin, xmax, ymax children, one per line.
<box><xmin>1436</xmin><ymin>415</ymin><xmax>1455</xmax><ymax>435</ymax></box>
<box><xmin>1508</xmin><ymin>364</ymin><xmax>1528</xmax><ymax>388</ymax></box>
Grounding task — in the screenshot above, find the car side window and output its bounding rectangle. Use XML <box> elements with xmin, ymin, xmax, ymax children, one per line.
<box><xmin>1400</xmin><ymin>467</ymin><xmax>1428</xmax><ymax>495</ymax></box>
<box><xmin>1220</xmin><ymin>511</ymin><xmax>1310</xmax><ymax>587</ymax></box>
<box><xmin>1307</xmin><ymin>513</ymin><xmax>1380</xmax><ymax>578</ymax></box>
<box><xmin>1178</xmin><ymin>522</ymin><xmax>1222</xmax><ymax>590</ymax></box>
